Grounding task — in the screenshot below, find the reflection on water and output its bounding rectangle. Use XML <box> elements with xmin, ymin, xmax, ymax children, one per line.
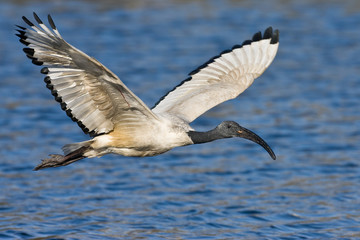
<box><xmin>1</xmin><ymin>0</ymin><xmax>360</xmax><ymax>239</ymax></box>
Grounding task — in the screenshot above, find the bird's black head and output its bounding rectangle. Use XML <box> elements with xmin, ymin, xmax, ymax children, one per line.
<box><xmin>187</xmin><ymin>120</ymin><xmax>276</xmax><ymax>160</ymax></box>
<box><xmin>216</xmin><ymin>121</ymin><xmax>276</xmax><ymax>160</ymax></box>
<box><xmin>216</xmin><ymin>121</ymin><xmax>244</xmax><ymax>138</ymax></box>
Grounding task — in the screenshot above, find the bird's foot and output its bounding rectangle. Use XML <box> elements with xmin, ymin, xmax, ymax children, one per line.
<box><xmin>33</xmin><ymin>154</ymin><xmax>66</xmax><ymax>171</ymax></box>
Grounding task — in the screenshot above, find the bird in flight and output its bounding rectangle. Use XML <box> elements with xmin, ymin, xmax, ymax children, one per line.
<box><xmin>16</xmin><ymin>13</ymin><xmax>279</xmax><ymax>170</ymax></box>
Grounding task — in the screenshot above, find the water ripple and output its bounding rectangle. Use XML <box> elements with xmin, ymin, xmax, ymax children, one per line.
<box><xmin>1</xmin><ymin>0</ymin><xmax>360</xmax><ymax>239</ymax></box>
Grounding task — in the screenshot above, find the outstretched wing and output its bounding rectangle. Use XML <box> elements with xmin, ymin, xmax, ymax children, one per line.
<box><xmin>17</xmin><ymin>13</ymin><xmax>157</xmax><ymax>137</ymax></box>
<box><xmin>152</xmin><ymin>27</ymin><xmax>279</xmax><ymax>123</ymax></box>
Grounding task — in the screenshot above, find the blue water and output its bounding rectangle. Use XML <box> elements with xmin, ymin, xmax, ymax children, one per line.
<box><xmin>1</xmin><ymin>0</ymin><xmax>360</xmax><ymax>239</ymax></box>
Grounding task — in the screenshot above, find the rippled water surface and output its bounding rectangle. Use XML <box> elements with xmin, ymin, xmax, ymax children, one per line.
<box><xmin>1</xmin><ymin>0</ymin><xmax>360</xmax><ymax>239</ymax></box>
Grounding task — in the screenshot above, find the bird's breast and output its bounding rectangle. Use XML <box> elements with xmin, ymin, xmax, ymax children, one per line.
<box><xmin>89</xmin><ymin>120</ymin><xmax>192</xmax><ymax>157</ymax></box>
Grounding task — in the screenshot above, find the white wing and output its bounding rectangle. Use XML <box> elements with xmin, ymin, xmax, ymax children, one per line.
<box><xmin>17</xmin><ymin>13</ymin><xmax>157</xmax><ymax>137</ymax></box>
<box><xmin>152</xmin><ymin>27</ymin><xmax>279</xmax><ymax>123</ymax></box>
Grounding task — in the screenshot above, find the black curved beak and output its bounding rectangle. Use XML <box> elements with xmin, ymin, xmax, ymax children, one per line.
<box><xmin>237</xmin><ymin>127</ymin><xmax>276</xmax><ymax>160</ymax></box>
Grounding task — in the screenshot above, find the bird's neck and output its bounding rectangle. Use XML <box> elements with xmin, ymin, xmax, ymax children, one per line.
<box><xmin>187</xmin><ymin>129</ymin><xmax>226</xmax><ymax>144</ymax></box>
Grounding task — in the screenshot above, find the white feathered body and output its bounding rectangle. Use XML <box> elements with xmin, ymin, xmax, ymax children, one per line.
<box><xmin>16</xmin><ymin>13</ymin><xmax>279</xmax><ymax>169</ymax></box>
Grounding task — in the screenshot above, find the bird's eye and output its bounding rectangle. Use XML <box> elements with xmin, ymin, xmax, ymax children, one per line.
<box><xmin>227</xmin><ymin>125</ymin><xmax>231</xmax><ymax>129</ymax></box>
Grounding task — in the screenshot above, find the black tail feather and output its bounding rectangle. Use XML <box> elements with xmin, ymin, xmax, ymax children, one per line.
<box><xmin>34</xmin><ymin>146</ymin><xmax>88</xmax><ymax>170</ymax></box>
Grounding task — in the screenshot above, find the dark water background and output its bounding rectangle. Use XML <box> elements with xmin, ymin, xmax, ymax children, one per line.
<box><xmin>1</xmin><ymin>0</ymin><xmax>360</xmax><ymax>239</ymax></box>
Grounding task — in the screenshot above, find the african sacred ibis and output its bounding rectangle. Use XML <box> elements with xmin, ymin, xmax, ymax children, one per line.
<box><xmin>16</xmin><ymin>13</ymin><xmax>279</xmax><ymax>170</ymax></box>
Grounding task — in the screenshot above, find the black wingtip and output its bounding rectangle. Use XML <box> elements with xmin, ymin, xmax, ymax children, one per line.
<box><xmin>263</xmin><ymin>27</ymin><xmax>273</xmax><ymax>39</ymax></box>
<box><xmin>242</xmin><ymin>39</ymin><xmax>252</xmax><ymax>46</ymax></box>
<box><xmin>252</xmin><ymin>31</ymin><xmax>262</xmax><ymax>42</ymax></box>
<box><xmin>16</xmin><ymin>29</ymin><xmax>28</xmax><ymax>45</ymax></box>
<box><xmin>15</xmin><ymin>26</ymin><xmax>28</xmax><ymax>45</ymax></box>
<box><xmin>231</xmin><ymin>44</ymin><xmax>242</xmax><ymax>50</ymax></box>
<box><xmin>188</xmin><ymin>69</ymin><xmax>200</xmax><ymax>76</ymax></box>
<box><xmin>48</xmin><ymin>14</ymin><xmax>56</xmax><ymax>30</ymax></box>
<box><xmin>23</xmin><ymin>47</ymin><xmax>34</xmax><ymax>56</ymax></box>
<box><xmin>32</xmin><ymin>59</ymin><xmax>43</xmax><ymax>66</ymax></box>
<box><xmin>44</xmin><ymin>76</ymin><xmax>51</xmax><ymax>84</ymax></box>
<box><xmin>271</xmin><ymin>29</ymin><xmax>279</xmax><ymax>44</ymax></box>
<box><xmin>15</xmin><ymin>33</ymin><xmax>23</xmax><ymax>39</ymax></box>
<box><xmin>60</xmin><ymin>102</ymin><xmax>67</xmax><ymax>111</ymax></box>
<box><xmin>15</xmin><ymin>24</ymin><xmax>26</xmax><ymax>30</ymax></box>
<box><xmin>41</xmin><ymin>67</ymin><xmax>49</xmax><ymax>74</ymax></box>
<box><xmin>22</xmin><ymin>16</ymin><xmax>34</xmax><ymax>27</ymax></box>
<box><xmin>19</xmin><ymin>39</ymin><xmax>30</xmax><ymax>46</ymax></box>
<box><xmin>16</xmin><ymin>29</ymin><xmax>26</xmax><ymax>35</ymax></box>
<box><xmin>33</xmin><ymin>12</ymin><xmax>43</xmax><ymax>24</ymax></box>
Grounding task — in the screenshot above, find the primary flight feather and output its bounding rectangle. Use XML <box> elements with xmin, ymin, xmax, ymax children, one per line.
<box><xmin>16</xmin><ymin>13</ymin><xmax>279</xmax><ymax>170</ymax></box>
